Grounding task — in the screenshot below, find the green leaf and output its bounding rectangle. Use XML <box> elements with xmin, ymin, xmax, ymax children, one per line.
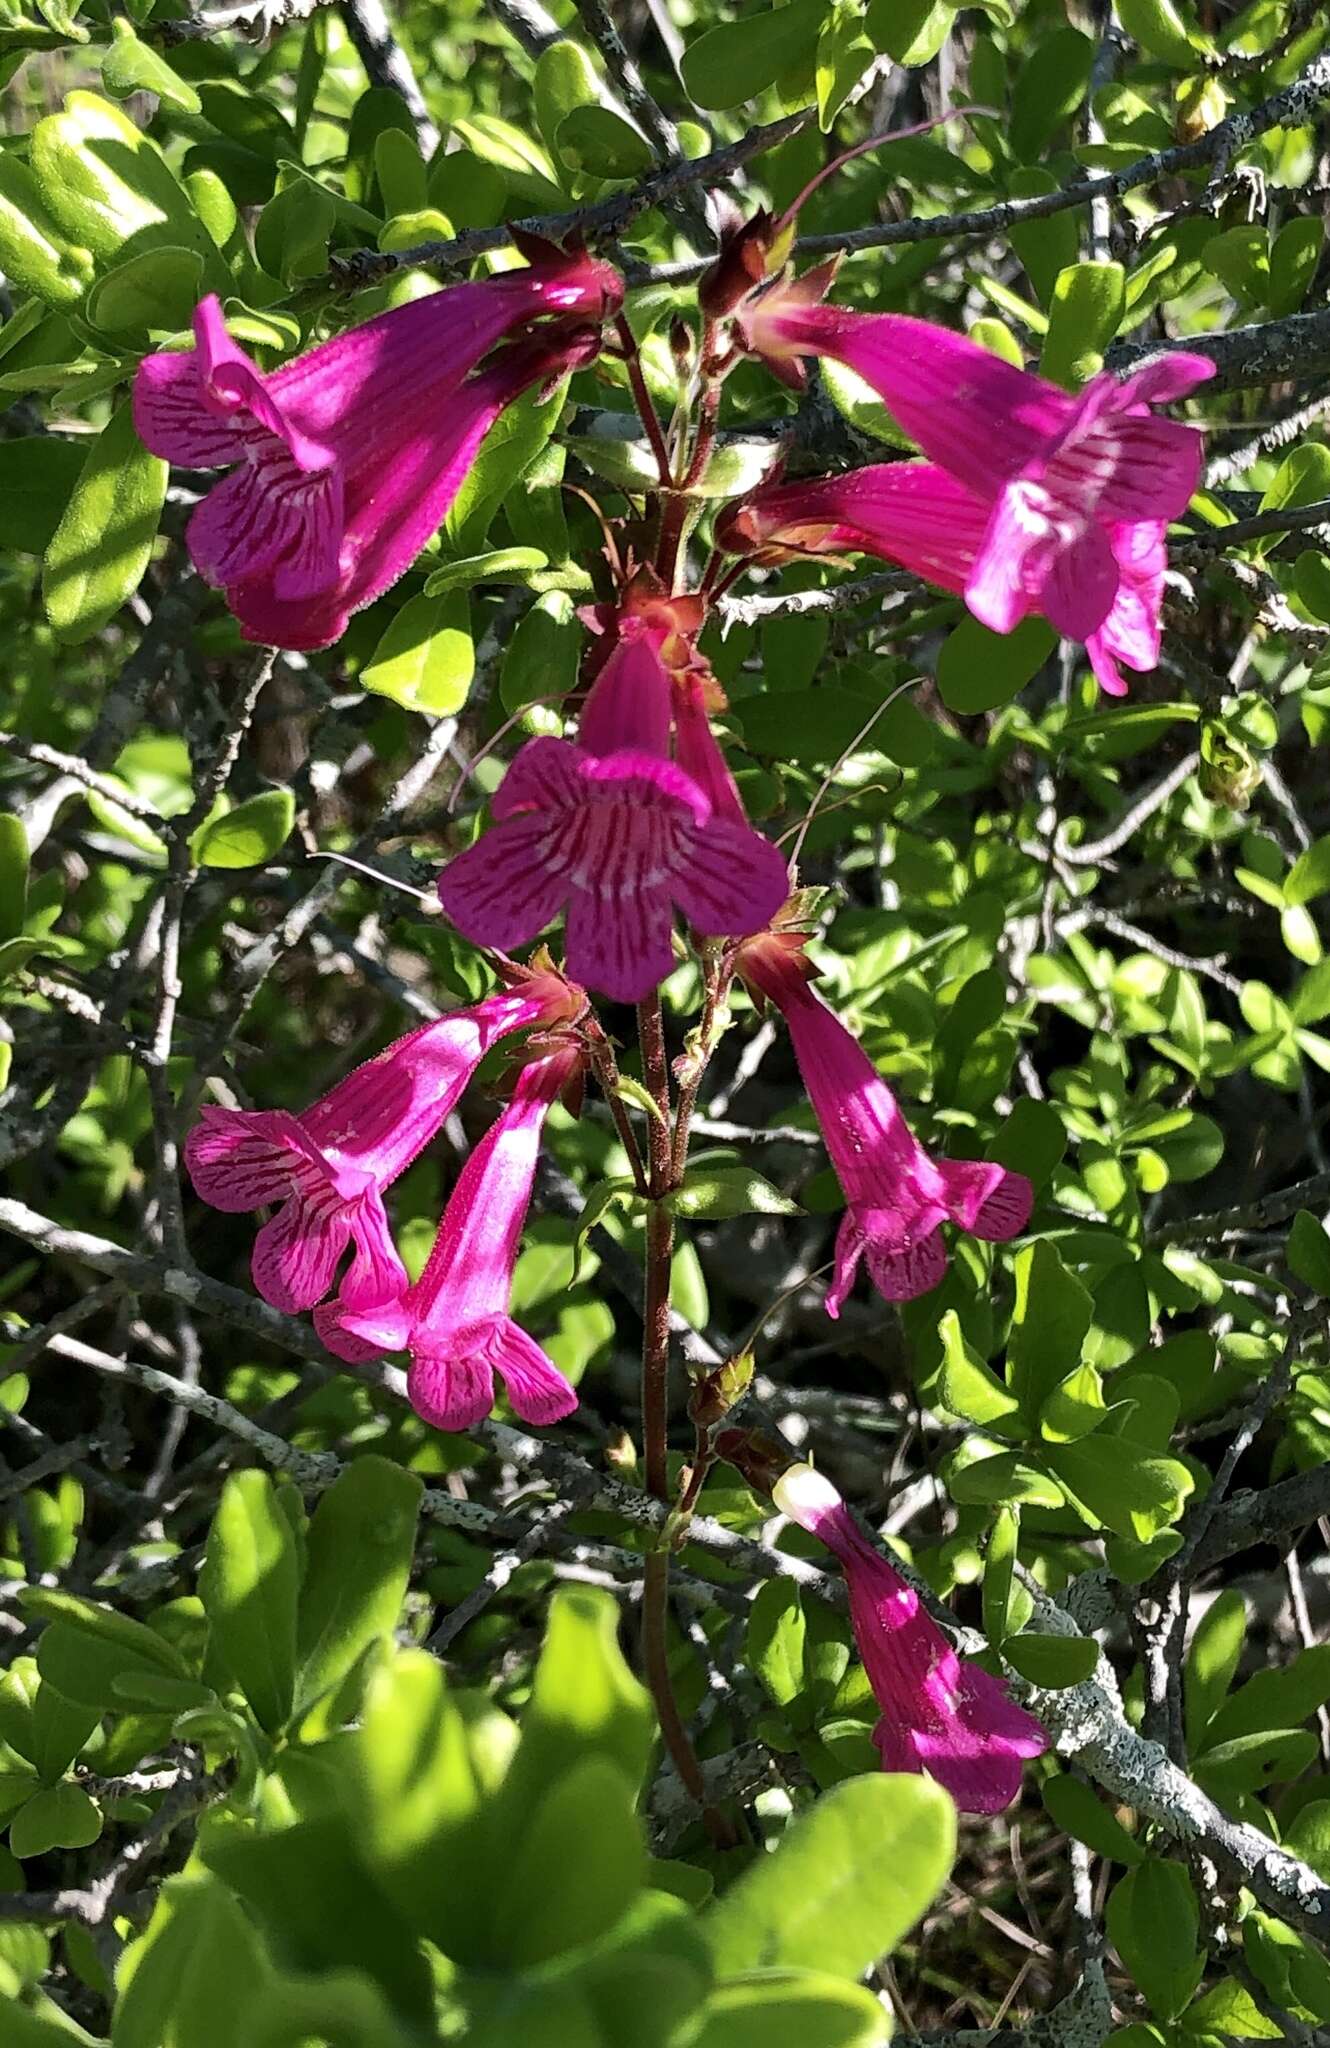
<box><xmin>1181</xmin><ymin>1980</ymin><xmax>1284</xmax><ymax>2041</ymax></box>
<box><xmin>0</xmin><ymin>438</ymin><xmax>86</xmax><ymax>555</ymax></box>
<box><xmin>556</xmin><ymin>105</ymin><xmax>653</xmax><ymax>179</ymax></box>
<box><xmin>936</xmin><ymin>615</ymin><xmax>1056</xmax><ymax>715</ymax></box>
<box><xmin>9</xmin><ymin>1783</ymin><xmax>101</xmax><ymax>1859</ymax></box>
<box><xmin>500</xmin><ymin>588</ymin><xmax>580</xmax><ymax>716</ymax></box>
<box><xmin>816</xmin><ymin>0</ymin><xmax>875</xmax><ymax>130</ymax></box>
<box><xmin>1115</xmin><ymin>0</ymin><xmax>1203</xmax><ymax>65</ymax></box>
<box><xmin>670</xmin><ymin>1164</ymin><xmax>800</xmax><ymax>1220</ymax></box>
<box><xmin>1285</xmin><ymin>833</ymin><xmax>1330</xmax><ymax>907</ymax></box>
<box><xmin>424</xmin><ymin>546</ymin><xmax>549</xmax><ymax>598</ymax></box>
<box><xmin>42</xmin><ymin>401</ymin><xmax>167</xmax><ymax>644</ymax></box>
<box><xmin>703</xmin><ymin>1774</ymin><xmax>955</xmax><ymax>1979</ymax></box>
<box><xmin>29</xmin><ymin>1606</ymin><xmax>191</xmax><ymax>1713</ymax></box>
<box><xmin>1007</xmin><ymin>1241</ymin><xmax>1093</xmax><ymax>1428</ymax></box>
<box><xmin>1039</xmin><ymin>1362</ymin><xmax>1108</xmax><ymax>1443</ymax></box>
<box><xmin>681</xmin><ymin>0</ymin><xmax>825</xmax><ymax>111</ymax></box>
<box><xmin>500</xmin><ymin>1756</ymin><xmax>645</xmax><ymax>1966</ymax></box>
<box><xmin>534</xmin><ymin>39</ymin><xmax>602</xmax><ymax>174</ymax></box>
<box><xmin>1043</xmin><ymin>1434</ymin><xmax>1193</xmax><ymax>1541</ymax></box>
<box><xmin>747</xmin><ymin>1580</ymin><xmax>808</xmax><ymax>1709</ymax></box>
<box><xmin>1289</xmin><ymin>1209</ymin><xmax>1330</xmax><ymax>1295</ymax></box>
<box><xmin>1204</xmin><ymin>1644</ymin><xmax>1330</xmax><ymax>1749</ymax></box>
<box><xmin>1269</xmin><ymin>215</ymin><xmax>1323</xmax><ymax>317</ymax></box>
<box><xmin>1184</xmin><ymin>1588</ymin><xmax>1246</xmax><ymax>1750</ymax></box>
<box><xmin>199</xmin><ymin>1470</ymin><xmax>300</xmax><ymax>1735</ymax></box>
<box><xmin>1041</xmin><ymin>1772</ymin><xmax>1144</xmax><ymax>1864</ymax></box>
<box><xmin>1004</xmin><ymin>1632</ymin><xmax>1097</xmax><ymax>1688</ymax></box>
<box><xmin>31</xmin><ymin>90</ymin><xmax>214</xmax><ymax>266</ymax></box>
<box><xmin>446</xmin><ymin>380</ymin><xmax>568</xmax><ymax>554</ymax></box>
<box><xmin>1008</xmin><ymin>169</ymin><xmax>1081</xmax><ymax>307</ymax></box>
<box><xmin>690</xmin><ymin>1970</ymin><xmax>889</xmax><ymax>2047</ymax></box>
<box><xmin>982</xmin><ymin>1505</ymin><xmax>1019</xmax><ymax>1647</ymax></box>
<box><xmin>938</xmin><ymin>1309</ymin><xmax>1022</xmax><ymax>1433</ymax></box>
<box><xmin>1008</xmin><ymin>29</ymin><xmax>1094</xmax><ymax>162</ymax></box>
<box><xmin>255</xmin><ymin>170</ymin><xmax>336</xmax><ymax>283</ymax></box>
<box><xmin>191</xmin><ymin>789</ymin><xmax>295</xmax><ymax>870</ymax></box>
<box><xmin>295</xmin><ymin>1457</ymin><xmax>423</xmax><ymax>1713</ymax></box>
<box><xmin>338</xmin><ymin>1649</ymin><xmax>489</xmax><ymax>1958</ymax></box>
<box><xmin>499</xmin><ymin>1586</ymin><xmax>654</xmax><ymax>1819</ymax></box>
<box><xmin>0</xmin><ymin>817</ymin><xmax>28</xmax><ymax>945</ymax></box>
<box><xmin>1194</xmin><ymin>1728</ymin><xmax>1318</xmax><ymax>1797</ymax></box>
<box><xmin>1039</xmin><ymin>261</ymin><xmax>1126</xmax><ymax>388</ymax></box>
<box><xmin>114</xmin><ymin>1877</ymin><xmax>268</xmax><ymax>2048</ymax></box>
<box><xmin>0</xmin><ymin>154</ymin><xmax>93</xmax><ymax>306</ymax></box>
<box><xmin>236</xmin><ymin>1970</ymin><xmax>404</xmax><ymax>2048</ymax></box>
<box><xmin>1106</xmin><ymin>1859</ymin><xmax>1205</xmax><ymax>2021</ymax></box>
<box><xmin>360</xmin><ymin>591</ymin><xmax>474</xmax><ymax>716</ymax></box>
<box><xmin>86</xmin><ymin>246</ymin><xmax>204</xmax><ymax>337</ymax></box>
<box><xmin>101</xmin><ymin>24</ymin><xmax>201</xmax><ymax>113</ymax></box>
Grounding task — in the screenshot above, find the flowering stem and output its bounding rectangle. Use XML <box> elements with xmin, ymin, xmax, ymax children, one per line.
<box><xmin>614</xmin><ymin>313</ymin><xmax>674</xmax><ymax>488</ymax></box>
<box><xmin>636</xmin><ymin>993</ymin><xmax>722</xmax><ymax>1835</ymax></box>
<box><xmin>670</xmin><ymin>952</ymin><xmax>731</xmax><ymax>1186</ymax></box>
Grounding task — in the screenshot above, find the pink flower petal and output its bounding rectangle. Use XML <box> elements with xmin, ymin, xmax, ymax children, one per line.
<box><xmin>825</xmin><ymin>1207</ymin><xmax>867</xmax><ymax>1321</ymax></box>
<box><xmin>407</xmin><ymin>1343</ymin><xmax>497</xmax><ymax>1432</ymax></box>
<box><xmin>672</xmin><ymin>815</ymin><xmax>790</xmax><ymax>940</ymax></box>
<box><xmin>252</xmin><ymin>1192</ymin><xmax>350</xmax><ymax>1312</ymax></box>
<box><xmin>1088</xmin><ymin>414</ymin><xmax>1204</xmax><ymax>525</ymax></box>
<box><xmin>775</xmin><ymin>308</ymin><xmax>1071</xmax><ymax>494</ymax></box>
<box><xmin>483</xmin><ymin>1315</ymin><xmax>578</xmax><ymax>1425</ymax></box>
<box><xmin>494</xmin><ymin>735</ymin><xmax>587</xmax><ymax>820</ymax></box>
<box><xmin>1117</xmin><ymin>351</ymin><xmax>1215</xmax><ymax>406</ymax></box>
<box><xmin>343</xmin><ymin>1190</ymin><xmax>410</xmax><ymax>1307</ymax></box>
<box><xmin>437</xmin><ymin>813</ymin><xmax>567</xmax><ymax>955</ymax></box>
<box><xmin>936</xmin><ymin>1159</ymin><xmax>1033</xmax><ymax>1241</ymax></box>
<box><xmin>187</xmin><ymin>453</ymin><xmax>343</xmax><ymax>598</ymax></box>
<box><xmin>313</xmin><ymin>1291</ymin><xmax>411</xmax><ymax>1364</ymax></box>
<box><xmin>565</xmin><ymin>878</ymin><xmax>677</xmax><ymax>1003</ymax></box>
<box><xmin>1039</xmin><ymin>523</ymin><xmax>1120</xmax><ymax>640</ymax></box>
<box><xmin>132</xmin><ymin>347</ymin><xmax>241</xmax><ymax>469</ymax></box>
<box><xmin>184</xmin><ymin>1105</ymin><xmax>308</xmax><ymax>1210</ymax></box>
<box><xmin>864</xmin><ymin>1225</ymin><xmax>948</xmax><ymax>1303</ymax></box>
<box><xmin>966</xmin><ymin>486</ymin><xmax>1048</xmax><ymax>635</ymax></box>
<box><xmin>577</xmin><ymin>628</ymin><xmax>673</xmax><ymax>758</ymax></box>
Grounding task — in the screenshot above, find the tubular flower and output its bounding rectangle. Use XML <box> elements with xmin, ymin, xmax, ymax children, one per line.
<box><xmin>774</xmin><ymin>1464</ymin><xmax>1047</xmax><ymax>1815</ymax></box>
<box><xmin>437</xmin><ymin>618</ymin><xmax>789</xmax><ymax>1004</ymax></box>
<box><xmin>733</xmin><ymin>292</ymin><xmax>1212</xmax><ymax>693</ymax></box>
<box><xmin>315</xmin><ymin>1044</ymin><xmax>582</xmax><ymax>1432</ymax></box>
<box><xmin>736</xmin><ymin>930</ymin><xmax>1032</xmax><ymax>1311</ymax></box>
<box><xmin>184</xmin><ymin>968</ymin><xmax>584</xmax><ymax>1314</ymax></box>
<box><xmin>718</xmin><ymin>464</ymin><xmax>1165</xmax><ymax>699</ymax></box>
<box><xmin>133</xmin><ymin>249</ymin><xmax>621</xmax><ymax>649</ymax></box>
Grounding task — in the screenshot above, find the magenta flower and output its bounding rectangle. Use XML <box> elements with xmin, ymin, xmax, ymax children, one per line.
<box><xmin>737</xmin><ymin>931</ymin><xmax>1032</xmax><ymax>1311</ymax></box>
<box><xmin>315</xmin><ymin>1045</ymin><xmax>581</xmax><ymax>1432</ymax></box>
<box><xmin>718</xmin><ymin>463</ymin><xmax>1165</xmax><ymax>699</ymax></box>
<box><xmin>734</xmin><ymin>294</ymin><xmax>1211</xmax><ymax>694</ymax></box>
<box><xmin>133</xmin><ymin>250</ymin><xmax>621</xmax><ymax>649</ymax></box>
<box><xmin>774</xmin><ymin>1463</ymin><xmax>1047</xmax><ymax>1814</ymax></box>
<box><xmin>437</xmin><ymin>620</ymin><xmax>789</xmax><ymax>1003</ymax></box>
<box><xmin>185</xmin><ymin>969</ymin><xmax>583</xmax><ymax>1313</ymax></box>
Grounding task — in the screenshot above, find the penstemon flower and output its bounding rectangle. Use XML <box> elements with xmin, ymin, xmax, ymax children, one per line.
<box><xmin>133</xmin><ymin>247</ymin><xmax>621</xmax><ymax>649</ymax></box>
<box><xmin>437</xmin><ymin>615</ymin><xmax>789</xmax><ymax>1003</ymax></box>
<box><xmin>731</xmin><ymin>287</ymin><xmax>1211</xmax><ymax>694</ymax></box>
<box><xmin>315</xmin><ymin>1041</ymin><xmax>583</xmax><ymax>1432</ymax></box>
<box><xmin>774</xmin><ymin>1463</ymin><xmax>1048</xmax><ymax>1814</ymax></box>
<box><xmin>185</xmin><ymin>967</ymin><xmax>584</xmax><ymax>1313</ymax></box>
<box><xmin>736</xmin><ymin>927</ymin><xmax>1032</xmax><ymax>1310</ymax></box>
<box><xmin>717</xmin><ymin>463</ymin><xmax>1166</xmax><ymax>699</ymax></box>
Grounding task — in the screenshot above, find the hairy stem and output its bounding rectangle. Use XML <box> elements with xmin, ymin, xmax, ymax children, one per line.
<box><xmin>636</xmin><ymin>995</ymin><xmax>720</xmax><ymax>1831</ymax></box>
<box><xmin>615</xmin><ymin>313</ymin><xmax>674</xmax><ymax>488</ymax></box>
